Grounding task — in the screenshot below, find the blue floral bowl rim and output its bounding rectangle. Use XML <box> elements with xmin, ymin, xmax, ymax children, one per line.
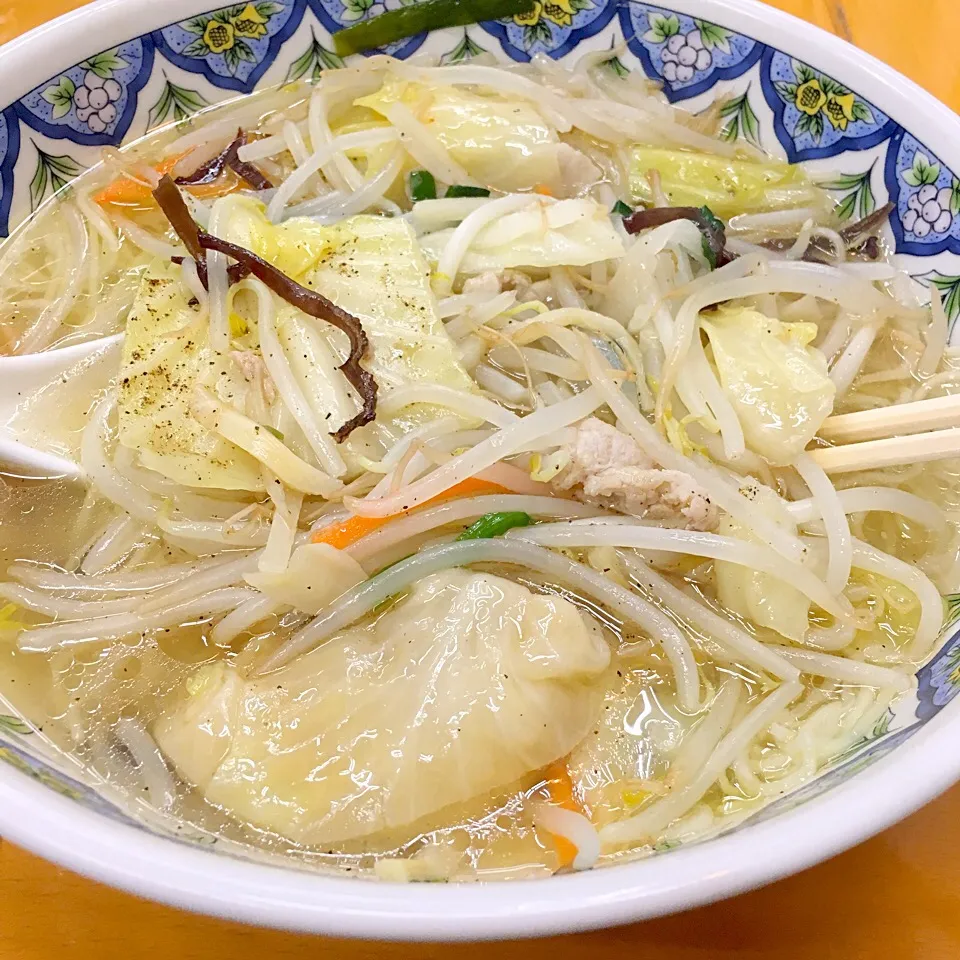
<box><xmin>3</xmin><ymin>0</ymin><xmax>960</xmax><ymax>940</ymax></box>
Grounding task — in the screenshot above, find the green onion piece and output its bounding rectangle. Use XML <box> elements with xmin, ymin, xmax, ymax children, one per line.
<box><xmin>698</xmin><ymin>205</ymin><xmax>724</xmax><ymax>234</ymax></box>
<box><xmin>456</xmin><ymin>511</ymin><xmax>533</xmax><ymax>541</ymax></box>
<box><xmin>263</xmin><ymin>425</ymin><xmax>284</xmax><ymax>441</ymax></box>
<box><xmin>372</xmin><ymin>511</ymin><xmax>531</xmax><ymax>579</ymax></box>
<box><xmin>370</xmin><ymin>512</ymin><xmax>532</xmax><ymax>581</ymax></box>
<box><xmin>333</xmin><ymin>0</ymin><xmax>537</xmax><ymax>56</ymax></box>
<box><xmin>409</xmin><ymin>169</ymin><xmax>437</xmax><ymax>202</ymax></box>
<box><xmin>445</xmin><ymin>184</ymin><xmax>491</xmax><ymax>198</ymax></box>
<box><xmin>698</xmin><ymin>205</ymin><xmax>725</xmax><ymax>270</ymax></box>
<box><xmin>700</xmin><ymin>235</ymin><xmax>717</xmax><ymax>269</ymax></box>
<box><xmin>611</xmin><ymin>199</ymin><xmax>633</xmax><ymax>218</ymax></box>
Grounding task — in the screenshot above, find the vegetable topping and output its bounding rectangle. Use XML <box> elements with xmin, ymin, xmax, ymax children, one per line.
<box><xmin>332</xmin><ymin>0</ymin><xmax>537</xmax><ymax>56</ymax></box>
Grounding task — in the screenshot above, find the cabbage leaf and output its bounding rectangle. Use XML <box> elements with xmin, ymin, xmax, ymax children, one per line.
<box><xmin>714</xmin><ymin>483</ymin><xmax>811</xmax><ymax>643</ymax></box>
<box><xmin>117</xmin><ymin>261</ymin><xmax>265</xmax><ymax>491</ymax></box>
<box><xmin>155</xmin><ymin>570</ymin><xmax>611</xmax><ymax>845</ymax></box>
<box><xmin>630</xmin><ymin>147</ymin><xmax>828</xmax><ymax>218</ymax></box>
<box><xmin>233</xmin><ymin>203</ymin><xmax>479</xmax><ymax>456</ymax></box>
<box><xmin>356</xmin><ymin>77</ymin><xmax>575</xmax><ymax>193</ymax></box>
<box><xmin>119</xmin><ymin>204</ymin><xmax>476</xmax><ymax>488</ymax></box>
<box><xmin>418</xmin><ymin>197</ymin><xmax>624</xmax><ymax>274</ymax></box>
<box><xmin>219</xmin><ymin>195</ymin><xmax>334</xmax><ymax>281</ymax></box>
<box><xmin>224</xmin><ymin>202</ymin><xmax>476</xmax><ymax>413</ymax></box>
<box><xmin>702</xmin><ymin>306</ymin><xmax>835</xmax><ymax>466</ymax></box>
<box><xmin>244</xmin><ymin>542</ymin><xmax>366</xmax><ymax>613</ymax></box>
<box><xmin>302</xmin><ymin>213</ymin><xmax>475</xmax><ymax>398</ymax></box>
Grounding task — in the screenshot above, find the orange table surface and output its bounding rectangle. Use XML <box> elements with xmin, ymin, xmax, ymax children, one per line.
<box><xmin>2</xmin><ymin>2</ymin><xmax>960</xmax><ymax>958</ymax></box>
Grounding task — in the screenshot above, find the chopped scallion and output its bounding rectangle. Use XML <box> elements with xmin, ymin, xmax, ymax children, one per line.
<box><xmin>409</xmin><ymin>169</ymin><xmax>438</xmax><ymax>202</ymax></box>
<box><xmin>456</xmin><ymin>511</ymin><xmax>533</xmax><ymax>541</ymax></box>
<box><xmin>445</xmin><ymin>184</ymin><xmax>491</xmax><ymax>198</ymax></box>
<box><xmin>698</xmin><ymin>205</ymin><xmax>725</xmax><ymax>270</ymax></box>
<box><xmin>333</xmin><ymin>0</ymin><xmax>537</xmax><ymax>56</ymax></box>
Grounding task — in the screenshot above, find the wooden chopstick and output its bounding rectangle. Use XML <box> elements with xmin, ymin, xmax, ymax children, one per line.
<box><xmin>809</xmin><ymin>426</ymin><xmax>960</xmax><ymax>474</ymax></box>
<box><xmin>819</xmin><ymin>394</ymin><xmax>960</xmax><ymax>444</ymax></box>
<box><xmin>809</xmin><ymin>394</ymin><xmax>960</xmax><ymax>473</ymax></box>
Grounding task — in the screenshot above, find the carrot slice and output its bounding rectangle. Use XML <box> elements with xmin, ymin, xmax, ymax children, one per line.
<box><xmin>94</xmin><ymin>152</ymin><xmax>241</xmax><ymax>206</ymax></box>
<box><xmin>533</xmin><ymin>183</ymin><xmax>554</xmax><ymax>197</ymax></box>
<box><xmin>312</xmin><ymin>513</ymin><xmax>391</xmax><ymax>551</ymax></box>
<box><xmin>312</xmin><ymin>476</ymin><xmax>510</xmax><ymax>550</ymax></box>
<box><xmin>541</xmin><ymin>761</ymin><xmax>582</xmax><ymax>869</ymax></box>
<box><xmin>94</xmin><ymin>153</ymin><xmax>189</xmax><ymax>207</ymax></box>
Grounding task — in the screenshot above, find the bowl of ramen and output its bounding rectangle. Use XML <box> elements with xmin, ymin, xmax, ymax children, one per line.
<box><xmin>1</xmin><ymin>0</ymin><xmax>960</xmax><ymax>939</ymax></box>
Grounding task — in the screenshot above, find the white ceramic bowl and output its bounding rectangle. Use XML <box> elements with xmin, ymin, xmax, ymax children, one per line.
<box><xmin>2</xmin><ymin>0</ymin><xmax>960</xmax><ymax>939</ymax></box>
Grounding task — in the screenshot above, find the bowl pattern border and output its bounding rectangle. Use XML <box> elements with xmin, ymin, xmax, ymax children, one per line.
<box><xmin>1</xmin><ymin>0</ymin><xmax>960</xmax><ymax>876</ymax></box>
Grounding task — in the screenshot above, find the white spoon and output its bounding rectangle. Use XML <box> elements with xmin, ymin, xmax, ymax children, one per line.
<box><xmin>0</xmin><ymin>334</ymin><xmax>123</xmax><ymax>480</ymax></box>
